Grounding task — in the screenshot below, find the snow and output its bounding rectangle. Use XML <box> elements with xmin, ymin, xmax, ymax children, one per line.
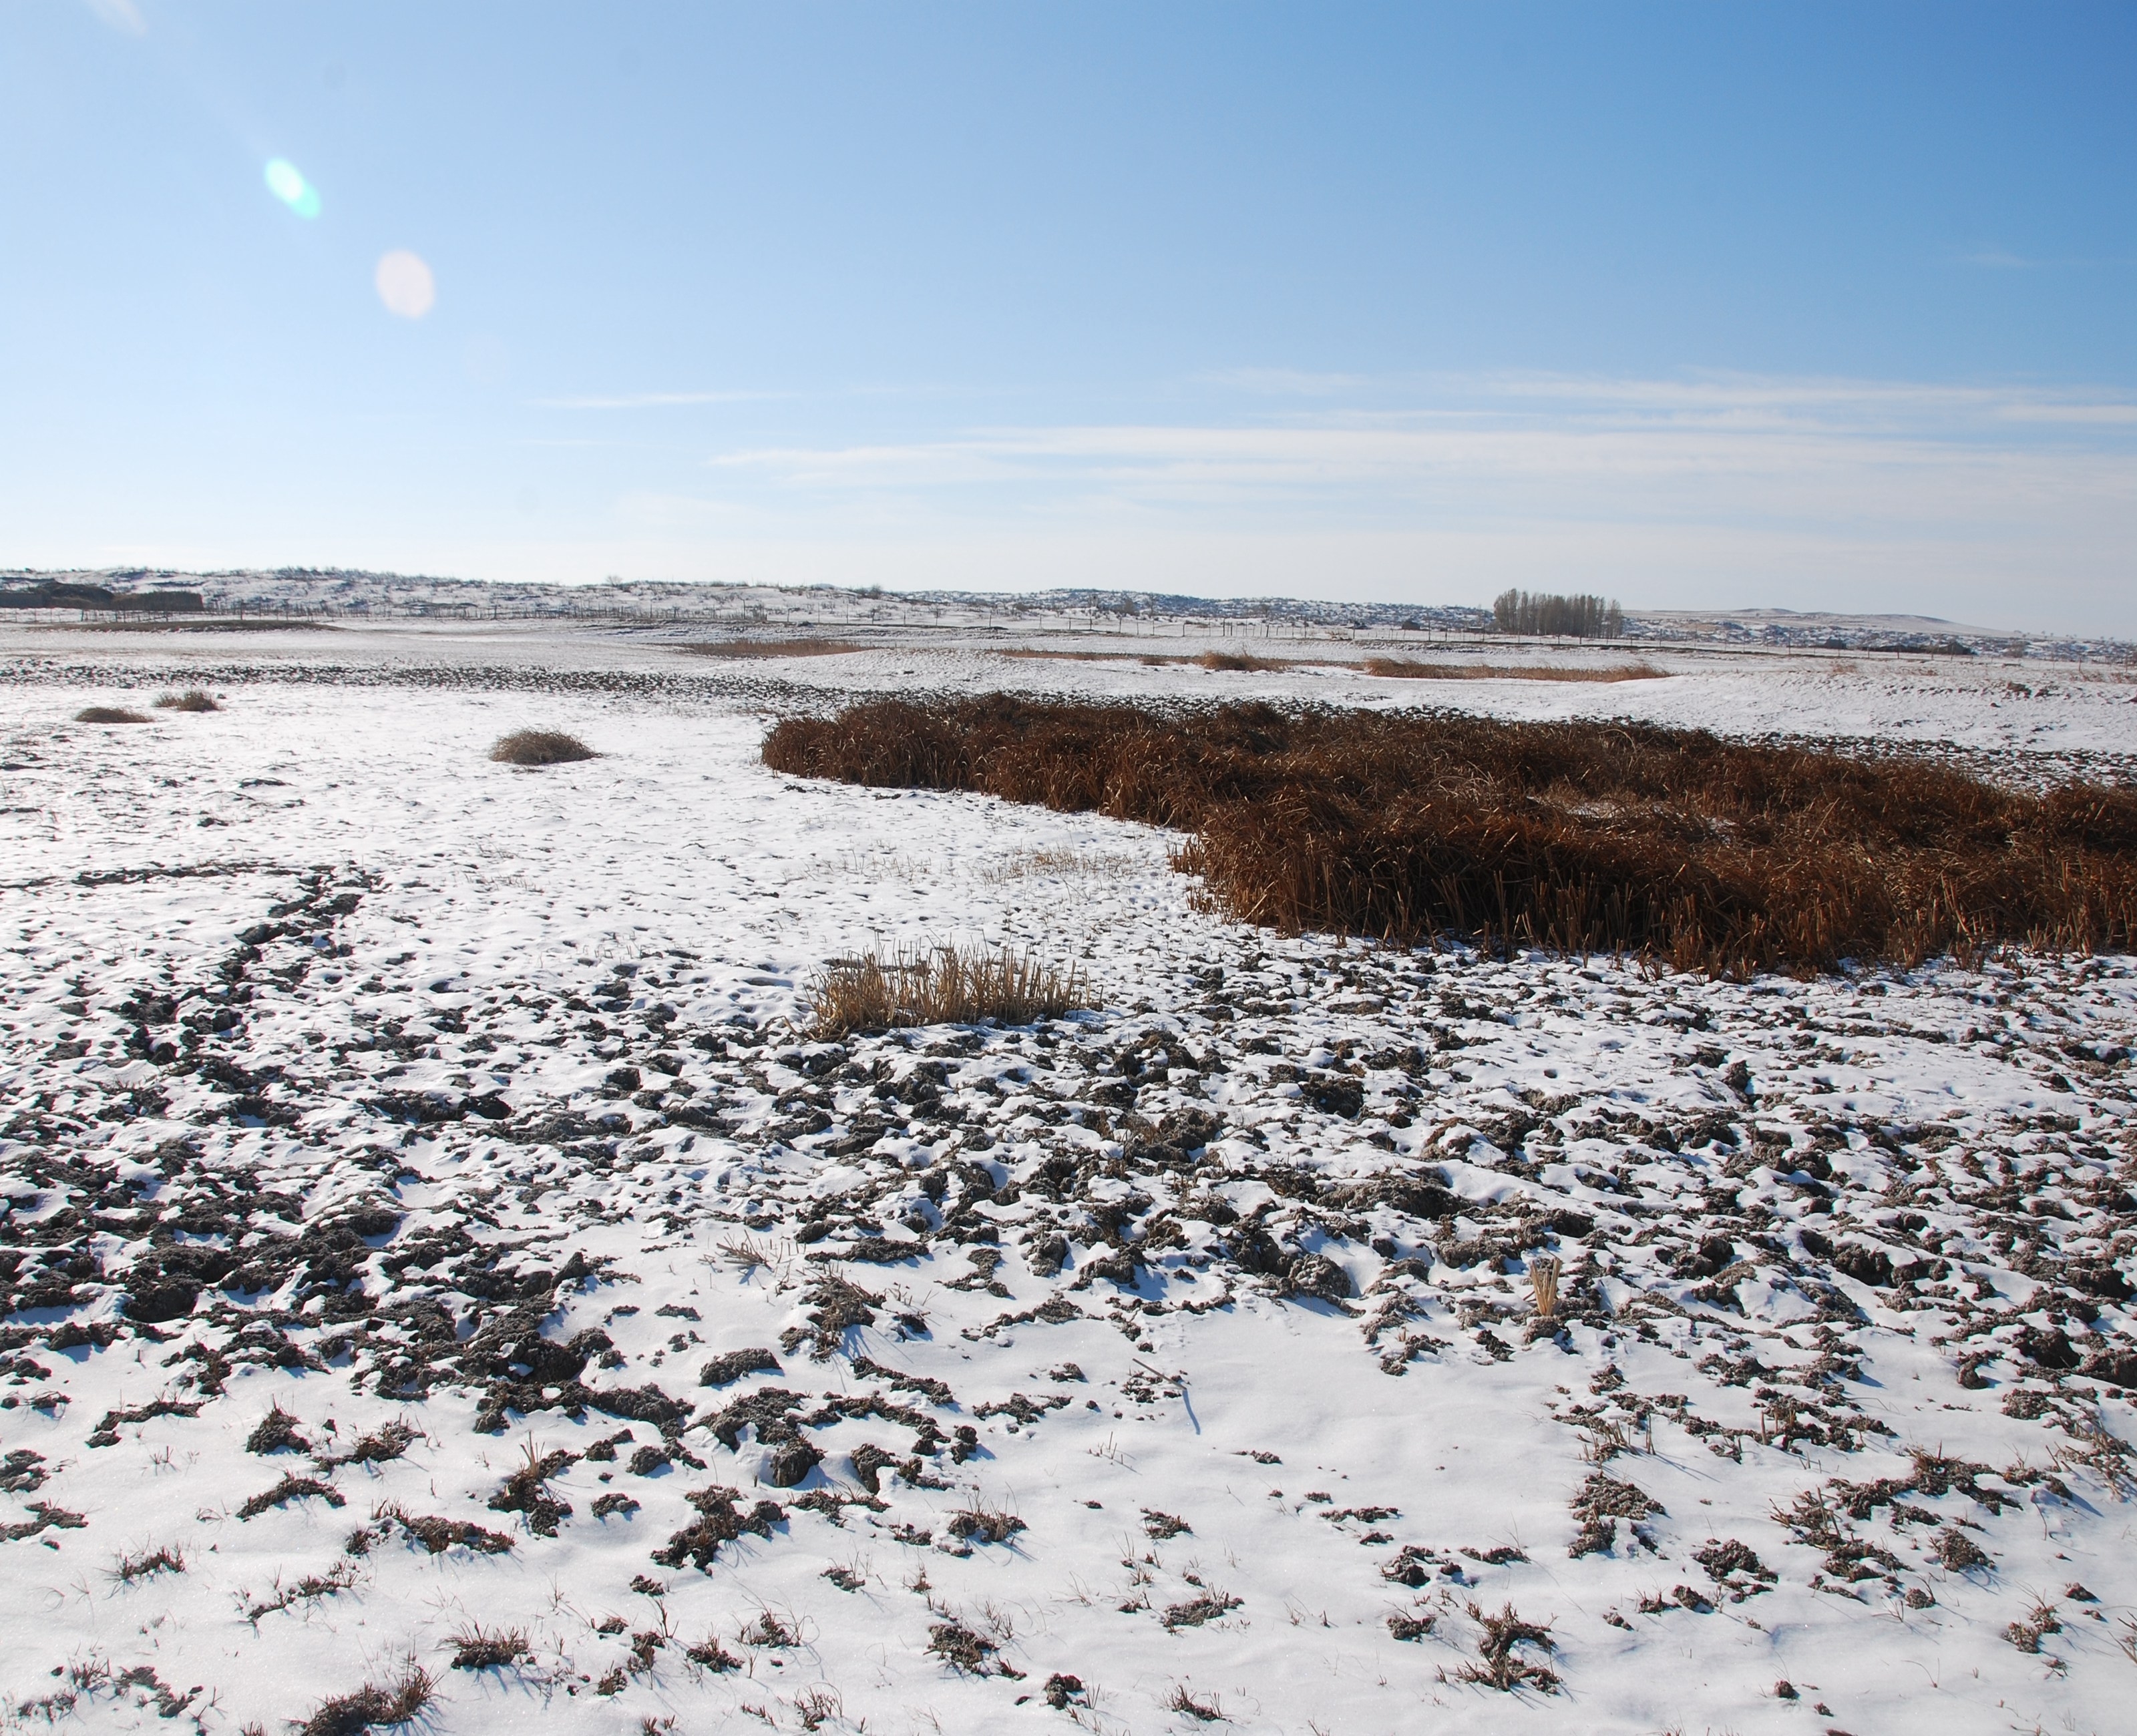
<box><xmin>2</xmin><ymin>626</ymin><xmax>2136</xmax><ymax>1735</ymax></box>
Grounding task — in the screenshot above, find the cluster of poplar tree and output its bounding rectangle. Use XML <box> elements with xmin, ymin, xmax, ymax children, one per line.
<box><xmin>1491</xmin><ymin>589</ymin><xmax>1623</xmax><ymax>638</ymax></box>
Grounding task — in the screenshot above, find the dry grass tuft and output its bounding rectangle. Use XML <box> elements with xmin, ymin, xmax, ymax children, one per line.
<box><xmin>976</xmin><ymin>845</ymin><xmax>1143</xmax><ymax>884</ymax></box>
<box><xmin>112</xmin><ymin>1544</ymin><xmax>186</xmax><ymax>1584</ymax></box>
<box><xmin>1362</xmin><ymin>659</ymin><xmax>1664</xmax><ymax>683</ymax></box>
<box><xmin>763</xmin><ymin>696</ymin><xmax>2137</xmax><ymax>975</ymax></box>
<box><xmin>809</xmin><ymin>943</ymin><xmax>1091</xmax><ymax>1037</ymax></box>
<box><xmin>1166</xmin><ymin>1683</ymin><xmax>1226</xmax><ymax>1721</ymax></box>
<box><xmin>447</xmin><ymin>1624</ymin><xmax>530</xmax><ymax>1669</ymax></box>
<box><xmin>153</xmin><ymin>689</ymin><xmax>221</xmax><ymax>712</ymax></box>
<box><xmin>298</xmin><ymin>1666</ymin><xmax>435</xmax><ymax>1736</ymax></box>
<box><xmin>946</xmin><ymin>1500</ymin><xmax>1028</xmax><ymax>1546</ymax></box>
<box><xmin>74</xmin><ymin>705</ymin><xmax>151</xmax><ymax>724</ymax></box>
<box><xmin>490</xmin><ymin>729</ymin><xmax>597</xmax><ymax>767</ymax></box>
<box><xmin>1196</xmin><ymin>649</ymin><xmax>1294</xmax><ymax>672</ymax></box>
<box><xmin>1529</xmin><ymin>1256</ymin><xmax>1561</xmax><ymax>1319</ymax></box>
<box><xmin>1456</xmin><ymin>1602</ymin><xmax>1559</xmax><ymax>1693</ymax></box>
<box><xmin>683</xmin><ymin>638</ymin><xmax>867</xmax><ymax>659</ymax></box>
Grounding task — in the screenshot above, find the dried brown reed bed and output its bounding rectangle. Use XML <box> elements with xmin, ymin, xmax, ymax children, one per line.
<box><xmin>998</xmin><ymin>648</ymin><xmax>1303</xmax><ymax>672</ymax></box>
<box><xmin>998</xmin><ymin>647</ymin><xmax>1182</xmax><ymax>664</ymax></box>
<box><xmin>809</xmin><ymin>943</ymin><xmax>1092</xmax><ymax>1036</ymax></box>
<box><xmin>1195</xmin><ymin>649</ymin><xmax>1295</xmax><ymax>672</ymax></box>
<box><xmin>683</xmin><ymin>638</ymin><xmax>869</xmax><ymax>658</ymax></box>
<box><xmin>154</xmin><ymin>688</ymin><xmax>220</xmax><ymax>712</ymax></box>
<box><xmin>74</xmin><ymin>705</ymin><xmax>151</xmax><ymax>724</ymax></box>
<box><xmin>762</xmin><ymin>696</ymin><xmax>2137</xmax><ymax>974</ymax></box>
<box><xmin>1362</xmin><ymin>659</ymin><xmax>1664</xmax><ymax>683</ymax></box>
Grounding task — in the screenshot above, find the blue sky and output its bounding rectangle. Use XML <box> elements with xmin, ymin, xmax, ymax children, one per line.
<box><xmin>3</xmin><ymin>3</ymin><xmax>2133</xmax><ymax>629</ymax></box>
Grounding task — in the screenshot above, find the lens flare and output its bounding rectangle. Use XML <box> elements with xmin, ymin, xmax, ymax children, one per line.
<box><xmin>374</xmin><ymin>250</ymin><xmax>436</xmax><ymax>319</ymax></box>
<box><xmin>263</xmin><ymin>158</ymin><xmax>321</xmax><ymax>219</ymax></box>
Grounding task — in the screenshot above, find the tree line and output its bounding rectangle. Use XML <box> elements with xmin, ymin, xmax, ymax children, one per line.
<box><xmin>1491</xmin><ymin>589</ymin><xmax>1623</xmax><ymax>638</ymax></box>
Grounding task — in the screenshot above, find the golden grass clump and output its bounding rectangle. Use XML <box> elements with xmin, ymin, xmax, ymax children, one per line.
<box><xmin>74</xmin><ymin>705</ymin><xmax>151</xmax><ymax>724</ymax></box>
<box><xmin>809</xmin><ymin>943</ymin><xmax>1093</xmax><ymax>1037</ymax></box>
<box><xmin>154</xmin><ymin>688</ymin><xmax>221</xmax><ymax>711</ymax></box>
<box><xmin>490</xmin><ymin>729</ymin><xmax>597</xmax><ymax>767</ymax></box>
<box><xmin>1362</xmin><ymin>659</ymin><xmax>1664</xmax><ymax>682</ymax></box>
<box><xmin>762</xmin><ymin>695</ymin><xmax>2137</xmax><ymax>975</ymax></box>
<box><xmin>1529</xmin><ymin>1256</ymin><xmax>1561</xmax><ymax>1319</ymax></box>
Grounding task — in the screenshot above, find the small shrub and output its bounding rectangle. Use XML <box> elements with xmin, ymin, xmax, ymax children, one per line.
<box><xmin>490</xmin><ymin>729</ymin><xmax>596</xmax><ymax>767</ymax></box>
<box><xmin>75</xmin><ymin>706</ymin><xmax>150</xmax><ymax>724</ymax></box>
<box><xmin>153</xmin><ymin>689</ymin><xmax>220</xmax><ymax>712</ymax></box>
<box><xmin>809</xmin><ymin>943</ymin><xmax>1091</xmax><ymax>1037</ymax></box>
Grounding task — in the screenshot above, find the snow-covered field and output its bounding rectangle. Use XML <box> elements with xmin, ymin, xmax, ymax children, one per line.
<box><xmin>5</xmin><ymin>626</ymin><xmax>2137</xmax><ymax>1735</ymax></box>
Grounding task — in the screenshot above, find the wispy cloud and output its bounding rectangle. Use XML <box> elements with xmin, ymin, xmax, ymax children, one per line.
<box><xmin>1958</xmin><ymin>246</ymin><xmax>2044</xmax><ymax>270</ymax></box>
<box><xmin>701</xmin><ymin>373</ymin><xmax>2137</xmax><ymax>513</ymax></box>
<box><xmin>79</xmin><ymin>0</ymin><xmax>146</xmax><ymax>35</ymax></box>
<box><xmin>676</xmin><ymin>369</ymin><xmax>2135</xmax><ymax>627</ymax></box>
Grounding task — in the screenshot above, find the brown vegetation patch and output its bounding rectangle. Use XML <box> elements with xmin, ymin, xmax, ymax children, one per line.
<box><xmin>761</xmin><ymin>696</ymin><xmax>2137</xmax><ymax>974</ymax></box>
<box><xmin>1196</xmin><ymin>649</ymin><xmax>1294</xmax><ymax>672</ymax></box>
<box><xmin>999</xmin><ymin>647</ymin><xmax>1188</xmax><ymax>665</ymax></box>
<box><xmin>809</xmin><ymin>943</ymin><xmax>1092</xmax><ymax>1036</ymax></box>
<box><xmin>1361</xmin><ymin>659</ymin><xmax>1664</xmax><ymax>682</ymax></box>
<box><xmin>74</xmin><ymin>706</ymin><xmax>152</xmax><ymax>724</ymax></box>
<box><xmin>683</xmin><ymin>638</ymin><xmax>868</xmax><ymax>658</ymax></box>
<box><xmin>490</xmin><ymin>729</ymin><xmax>597</xmax><ymax>767</ymax></box>
<box><xmin>153</xmin><ymin>689</ymin><xmax>221</xmax><ymax>711</ymax></box>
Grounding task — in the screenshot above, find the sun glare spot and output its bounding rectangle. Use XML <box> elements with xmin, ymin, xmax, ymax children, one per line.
<box><xmin>263</xmin><ymin>158</ymin><xmax>321</xmax><ymax>219</ymax></box>
<box><xmin>375</xmin><ymin>250</ymin><xmax>437</xmax><ymax>319</ymax></box>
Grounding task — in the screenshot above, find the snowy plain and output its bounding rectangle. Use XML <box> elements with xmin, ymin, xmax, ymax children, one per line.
<box><xmin>3</xmin><ymin>622</ymin><xmax>2137</xmax><ymax>1736</ymax></box>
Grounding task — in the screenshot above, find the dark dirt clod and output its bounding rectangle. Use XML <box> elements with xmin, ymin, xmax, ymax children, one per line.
<box><xmin>698</xmin><ymin>1346</ymin><xmax>782</xmax><ymax>1386</ymax></box>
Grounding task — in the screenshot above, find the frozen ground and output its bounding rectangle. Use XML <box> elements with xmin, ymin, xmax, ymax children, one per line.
<box><xmin>3</xmin><ymin>631</ymin><xmax>2137</xmax><ymax>1736</ymax></box>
